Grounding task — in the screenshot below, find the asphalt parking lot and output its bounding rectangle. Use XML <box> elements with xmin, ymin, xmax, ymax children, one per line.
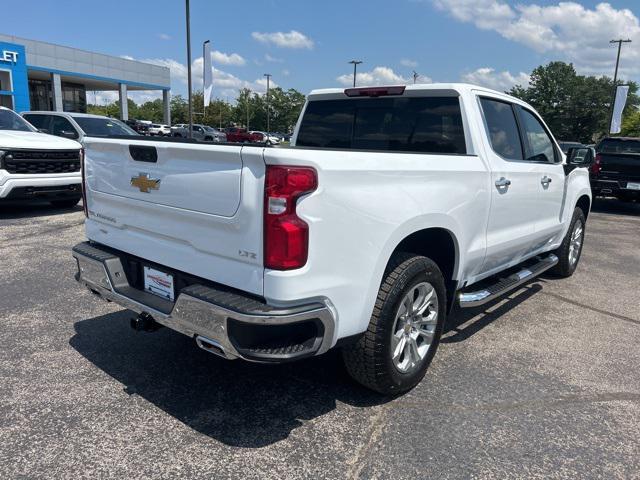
<box><xmin>0</xmin><ymin>199</ymin><xmax>639</xmax><ymax>479</ymax></box>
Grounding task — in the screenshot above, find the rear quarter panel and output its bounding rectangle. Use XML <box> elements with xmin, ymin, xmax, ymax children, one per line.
<box><xmin>262</xmin><ymin>147</ymin><xmax>491</xmax><ymax>341</ymax></box>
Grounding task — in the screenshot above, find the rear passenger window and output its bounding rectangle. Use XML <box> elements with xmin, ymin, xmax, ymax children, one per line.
<box><xmin>297</xmin><ymin>96</ymin><xmax>467</xmax><ymax>154</ymax></box>
<box><xmin>480</xmin><ymin>98</ymin><xmax>523</xmax><ymax>160</ymax></box>
<box><xmin>24</xmin><ymin>115</ymin><xmax>50</xmax><ymax>130</ymax></box>
<box><xmin>51</xmin><ymin>116</ymin><xmax>78</xmax><ymax>138</ymax></box>
<box><xmin>518</xmin><ymin>108</ymin><xmax>556</xmax><ymax>163</ymax></box>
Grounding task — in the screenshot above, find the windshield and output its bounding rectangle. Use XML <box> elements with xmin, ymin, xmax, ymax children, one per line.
<box><xmin>74</xmin><ymin>117</ymin><xmax>138</xmax><ymax>136</ymax></box>
<box><xmin>0</xmin><ymin>109</ymin><xmax>35</xmax><ymax>132</ymax></box>
<box><xmin>598</xmin><ymin>138</ymin><xmax>640</xmax><ymax>155</ymax></box>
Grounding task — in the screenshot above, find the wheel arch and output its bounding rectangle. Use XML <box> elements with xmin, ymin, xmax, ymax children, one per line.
<box><xmin>379</xmin><ymin>224</ymin><xmax>461</xmax><ymax>314</ymax></box>
<box><xmin>576</xmin><ymin>194</ymin><xmax>591</xmax><ymax>219</ymax></box>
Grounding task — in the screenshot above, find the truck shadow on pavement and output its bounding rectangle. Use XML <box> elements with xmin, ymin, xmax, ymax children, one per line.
<box><xmin>442</xmin><ymin>283</ymin><xmax>543</xmax><ymax>343</ymax></box>
<box><xmin>0</xmin><ymin>202</ymin><xmax>82</xmax><ymax>219</ymax></box>
<box><xmin>69</xmin><ymin>310</ymin><xmax>387</xmax><ymax>448</ymax></box>
<box><xmin>591</xmin><ymin>197</ymin><xmax>640</xmax><ymax>217</ymax></box>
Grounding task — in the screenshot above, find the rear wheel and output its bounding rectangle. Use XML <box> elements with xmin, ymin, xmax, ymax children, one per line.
<box><xmin>551</xmin><ymin>207</ymin><xmax>586</xmax><ymax>278</ymax></box>
<box><xmin>342</xmin><ymin>253</ymin><xmax>446</xmax><ymax>394</ymax></box>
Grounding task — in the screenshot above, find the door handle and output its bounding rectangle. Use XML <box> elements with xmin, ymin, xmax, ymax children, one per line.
<box><xmin>495</xmin><ymin>177</ymin><xmax>511</xmax><ymax>187</ymax></box>
<box><xmin>541</xmin><ymin>176</ymin><xmax>552</xmax><ymax>185</ymax></box>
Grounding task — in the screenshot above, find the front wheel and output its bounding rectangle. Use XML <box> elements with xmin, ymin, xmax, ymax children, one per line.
<box><xmin>551</xmin><ymin>207</ymin><xmax>586</xmax><ymax>278</ymax></box>
<box><xmin>342</xmin><ymin>253</ymin><xmax>446</xmax><ymax>395</ymax></box>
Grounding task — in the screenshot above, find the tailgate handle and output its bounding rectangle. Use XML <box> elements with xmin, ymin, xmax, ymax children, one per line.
<box><xmin>129</xmin><ymin>145</ymin><xmax>158</xmax><ymax>163</ymax></box>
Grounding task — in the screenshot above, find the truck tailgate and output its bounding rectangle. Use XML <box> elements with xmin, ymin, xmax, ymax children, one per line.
<box><xmin>83</xmin><ymin>138</ymin><xmax>266</xmax><ymax>295</ymax></box>
<box><xmin>599</xmin><ymin>153</ymin><xmax>640</xmax><ymax>181</ymax></box>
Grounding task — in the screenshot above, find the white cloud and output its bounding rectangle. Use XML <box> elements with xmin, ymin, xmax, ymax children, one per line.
<box><xmin>158</xmin><ymin>33</ymin><xmax>171</xmax><ymax>41</ymax></box>
<box><xmin>400</xmin><ymin>58</ymin><xmax>419</xmax><ymax>68</ymax></box>
<box><xmin>211</xmin><ymin>50</ymin><xmax>246</xmax><ymax>66</ymax></box>
<box><xmin>432</xmin><ymin>1</ymin><xmax>640</xmax><ymax>78</ymax></box>
<box><xmin>265</xmin><ymin>53</ymin><xmax>284</xmax><ymax>63</ymax></box>
<box><xmin>120</xmin><ymin>55</ymin><xmax>268</xmax><ymax>101</ymax></box>
<box><xmin>461</xmin><ymin>67</ymin><xmax>530</xmax><ymax>91</ymax></box>
<box><xmin>336</xmin><ymin>66</ymin><xmax>432</xmax><ymax>86</ymax></box>
<box><xmin>282</xmin><ymin>69</ymin><xmax>290</xmax><ymax>77</ymax></box>
<box><xmin>251</xmin><ymin>30</ymin><xmax>314</xmax><ymax>49</ymax></box>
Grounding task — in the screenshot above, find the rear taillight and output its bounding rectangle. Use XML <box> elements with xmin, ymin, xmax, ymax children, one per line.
<box><xmin>80</xmin><ymin>148</ymin><xmax>88</xmax><ymax>217</ymax></box>
<box><xmin>264</xmin><ymin>165</ymin><xmax>317</xmax><ymax>270</ymax></box>
<box><xmin>591</xmin><ymin>153</ymin><xmax>602</xmax><ymax>175</ymax></box>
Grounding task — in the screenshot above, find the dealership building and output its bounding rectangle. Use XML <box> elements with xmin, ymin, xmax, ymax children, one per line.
<box><xmin>0</xmin><ymin>34</ymin><xmax>171</xmax><ymax>123</ymax></box>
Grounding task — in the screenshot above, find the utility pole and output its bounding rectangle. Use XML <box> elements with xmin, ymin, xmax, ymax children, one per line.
<box><xmin>413</xmin><ymin>71</ymin><xmax>419</xmax><ymax>84</ymax></box>
<box><xmin>349</xmin><ymin>60</ymin><xmax>362</xmax><ymax>87</ymax></box>
<box><xmin>185</xmin><ymin>0</ymin><xmax>193</xmax><ymax>138</ymax></box>
<box><xmin>264</xmin><ymin>74</ymin><xmax>272</xmax><ymax>133</ymax></box>
<box><xmin>608</xmin><ymin>39</ymin><xmax>632</xmax><ymax>132</ymax></box>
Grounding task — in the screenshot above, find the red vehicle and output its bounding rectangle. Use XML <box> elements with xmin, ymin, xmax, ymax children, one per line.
<box><xmin>224</xmin><ymin>127</ymin><xmax>253</xmax><ymax>143</ymax></box>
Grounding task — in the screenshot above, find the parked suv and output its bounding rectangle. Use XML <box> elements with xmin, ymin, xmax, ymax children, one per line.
<box><xmin>22</xmin><ymin>112</ymin><xmax>138</xmax><ymax>144</ymax></box>
<box><xmin>0</xmin><ymin>107</ymin><xmax>82</xmax><ymax>208</ymax></box>
<box><xmin>172</xmin><ymin>124</ymin><xmax>226</xmax><ymax>142</ymax></box>
<box><xmin>148</xmin><ymin>124</ymin><xmax>171</xmax><ymax>136</ymax></box>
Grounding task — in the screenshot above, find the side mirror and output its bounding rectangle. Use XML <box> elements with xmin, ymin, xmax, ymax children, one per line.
<box><xmin>567</xmin><ymin>147</ymin><xmax>593</xmax><ymax>167</ymax></box>
<box><xmin>60</xmin><ymin>130</ymin><xmax>79</xmax><ymax>140</ymax></box>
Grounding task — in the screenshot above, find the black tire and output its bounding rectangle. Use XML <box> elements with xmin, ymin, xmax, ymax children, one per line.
<box><xmin>550</xmin><ymin>207</ymin><xmax>586</xmax><ymax>278</ymax></box>
<box><xmin>50</xmin><ymin>196</ymin><xmax>81</xmax><ymax>209</ymax></box>
<box><xmin>342</xmin><ymin>253</ymin><xmax>447</xmax><ymax>395</ymax></box>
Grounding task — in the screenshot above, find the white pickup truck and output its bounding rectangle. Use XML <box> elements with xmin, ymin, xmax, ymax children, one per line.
<box><xmin>0</xmin><ymin>107</ymin><xmax>82</xmax><ymax>207</ymax></box>
<box><xmin>72</xmin><ymin>84</ymin><xmax>593</xmax><ymax>394</ymax></box>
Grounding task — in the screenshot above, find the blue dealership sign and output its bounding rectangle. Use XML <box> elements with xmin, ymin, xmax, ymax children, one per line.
<box><xmin>0</xmin><ymin>41</ymin><xmax>29</xmax><ymax>112</ymax></box>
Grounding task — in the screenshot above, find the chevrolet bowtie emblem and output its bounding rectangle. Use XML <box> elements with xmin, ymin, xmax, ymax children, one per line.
<box><xmin>130</xmin><ymin>173</ymin><xmax>160</xmax><ymax>193</ymax></box>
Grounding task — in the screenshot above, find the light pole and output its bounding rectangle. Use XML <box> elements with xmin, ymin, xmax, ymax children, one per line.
<box><xmin>349</xmin><ymin>60</ymin><xmax>362</xmax><ymax>87</ymax></box>
<box><xmin>246</xmin><ymin>89</ymin><xmax>251</xmax><ymax>131</ymax></box>
<box><xmin>185</xmin><ymin>0</ymin><xmax>193</xmax><ymax>138</ymax></box>
<box><xmin>264</xmin><ymin>73</ymin><xmax>272</xmax><ymax>133</ymax></box>
<box><xmin>608</xmin><ymin>39</ymin><xmax>632</xmax><ymax>132</ymax></box>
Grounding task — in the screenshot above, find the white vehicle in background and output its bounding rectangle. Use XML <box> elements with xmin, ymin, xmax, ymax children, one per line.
<box><xmin>249</xmin><ymin>131</ymin><xmax>280</xmax><ymax>145</ymax></box>
<box><xmin>22</xmin><ymin>112</ymin><xmax>138</xmax><ymax>145</ymax></box>
<box><xmin>72</xmin><ymin>84</ymin><xmax>593</xmax><ymax>394</ymax></box>
<box><xmin>148</xmin><ymin>124</ymin><xmax>171</xmax><ymax>136</ymax></box>
<box><xmin>0</xmin><ymin>107</ymin><xmax>82</xmax><ymax>208</ymax></box>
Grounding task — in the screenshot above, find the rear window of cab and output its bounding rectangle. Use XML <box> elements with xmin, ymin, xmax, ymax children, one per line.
<box><xmin>296</xmin><ymin>96</ymin><xmax>467</xmax><ymax>154</ymax></box>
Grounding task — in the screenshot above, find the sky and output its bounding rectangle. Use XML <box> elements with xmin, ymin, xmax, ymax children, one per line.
<box><xmin>5</xmin><ymin>0</ymin><xmax>640</xmax><ymax>104</ymax></box>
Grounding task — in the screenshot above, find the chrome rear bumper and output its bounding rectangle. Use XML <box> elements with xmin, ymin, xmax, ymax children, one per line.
<box><xmin>72</xmin><ymin>242</ymin><xmax>335</xmax><ymax>362</ymax></box>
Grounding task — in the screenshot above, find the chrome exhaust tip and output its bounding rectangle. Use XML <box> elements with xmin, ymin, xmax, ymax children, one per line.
<box><xmin>195</xmin><ymin>335</ymin><xmax>228</xmax><ymax>359</ymax></box>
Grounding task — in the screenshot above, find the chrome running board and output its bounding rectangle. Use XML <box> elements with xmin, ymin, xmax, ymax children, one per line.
<box><xmin>458</xmin><ymin>254</ymin><xmax>558</xmax><ymax>308</ymax></box>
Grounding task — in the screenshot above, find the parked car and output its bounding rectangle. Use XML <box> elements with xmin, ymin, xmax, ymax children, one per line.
<box><xmin>558</xmin><ymin>141</ymin><xmax>585</xmax><ymax>154</ymax></box>
<box><xmin>148</xmin><ymin>124</ymin><xmax>171</xmax><ymax>136</ymax></box>
<box><xmin>72</xmin><ymin>83</ymin><xmax>592</xmax><ymax>394</ymax></box>
<box><xmin>224</xmin><ymin>127</ymin><xmax>253</xmax><ymax>143</ymax></box>
<box><xmin>591</xmin><ymin>136</ymin><xmax>640</xmax><ymax>202</ymax></box>
<box><xmin>125</xmin><ymin>119</ymin><xmax>150</xmax><ymax>135</ymax></box>
<box><xmin>172</xmin><ymin>124</ymin><xmax>226</xmax><ymax>142</ymax></box>
<box><xmin>249</xmin><ymin>131</ymin><xmax>280</xmax><ymax>145</ymax></box>
<box><xmin>22</xmin><ymin>112</ymin><xmax>138</xmax><ymax>144</ymax></box>
<box><xmin>0</xmin><ymin>107</ymin><xmax>82</xmax><ymax>208</ymax></box>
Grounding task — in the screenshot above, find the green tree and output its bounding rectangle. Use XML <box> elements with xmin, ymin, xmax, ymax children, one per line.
<box><xmin>508</xmin><ymin>61</ymin><xmax>639</xmax><ymax>143</ymax></box>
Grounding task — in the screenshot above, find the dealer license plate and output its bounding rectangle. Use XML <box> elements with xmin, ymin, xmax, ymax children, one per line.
<box><xmin>627</xmin><ymin>182</ymin><xmax>640</xmax><ymax>190</ymax></box>
<box><xmin>143</xmin><ymin>266</ymin><xmax>175</xmax><ymax>301</ymax></box>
